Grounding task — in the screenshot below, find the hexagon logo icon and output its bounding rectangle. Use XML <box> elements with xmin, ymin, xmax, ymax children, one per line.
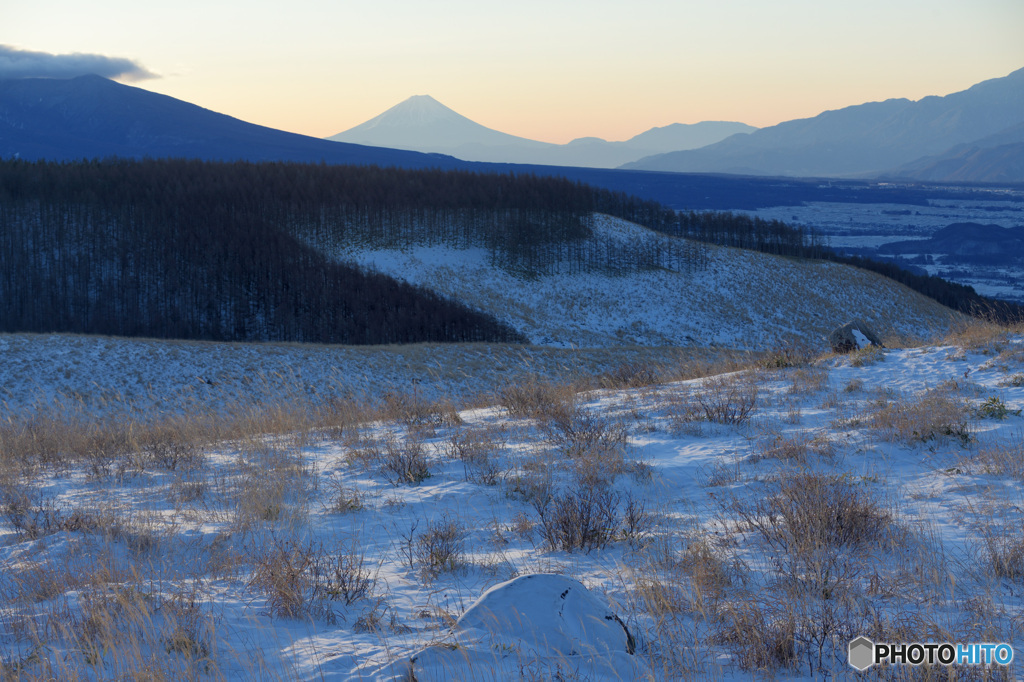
<box><xmin>848</xmin><ymin>636</ymin><xmax>875</xmax><ymax>671</ymax></box>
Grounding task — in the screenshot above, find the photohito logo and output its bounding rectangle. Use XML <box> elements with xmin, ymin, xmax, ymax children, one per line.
<box><xmin>848</xmin><ymin>637</ymin><xmax>1014</xmax><ymax>671</ymax></box>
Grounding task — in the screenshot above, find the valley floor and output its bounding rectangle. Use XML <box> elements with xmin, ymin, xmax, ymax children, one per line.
<box><xmin>1</xmin><ymin>328</ymin><xmax>1023</xmax><ymax>679</ymax></box>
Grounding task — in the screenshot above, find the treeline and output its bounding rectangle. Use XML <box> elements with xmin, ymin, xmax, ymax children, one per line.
<box><xmin>0</xmin><ymin>159</ymin><xmax>706</xmax><ymax>279</ymax></box>
<box><xmin>0</xmin><ymin>159</ymin><xmax>532</xmax><ymax>344</ymax></box>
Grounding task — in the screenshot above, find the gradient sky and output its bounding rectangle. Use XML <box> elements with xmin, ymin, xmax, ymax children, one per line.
<box><xmin>6</xmin><ymin>0</ymin><xmax>1024</xmax><ymax>144</ymax></box>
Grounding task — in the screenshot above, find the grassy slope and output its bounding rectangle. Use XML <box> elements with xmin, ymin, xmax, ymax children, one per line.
<box><xmin>339</xmin><ymin>215</ymin><xmax>961</xmax><ymax>348</ymax></box>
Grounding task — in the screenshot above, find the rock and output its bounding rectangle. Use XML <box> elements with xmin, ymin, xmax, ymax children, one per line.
<box><xmin>406</xmin><ymin>574</ymin><xmax>650</xmax><ymax>681</ymax></box>
<box><xmin>828</xmin><ymin>319</ymin><xmax>884</xmax><ymax>354</ymax></box>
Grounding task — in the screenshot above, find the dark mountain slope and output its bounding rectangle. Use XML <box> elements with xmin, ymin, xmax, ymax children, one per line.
<box><xmin>0</xmin><ymin>75</ymin><xmax>461</xmax><ymax>168</ymax></box>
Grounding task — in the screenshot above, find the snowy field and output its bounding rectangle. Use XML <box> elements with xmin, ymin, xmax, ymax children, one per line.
<box><xmin>2</xmin><ymin>328</ymin><xmax>1023</xmax><ymax>679</ymax></box>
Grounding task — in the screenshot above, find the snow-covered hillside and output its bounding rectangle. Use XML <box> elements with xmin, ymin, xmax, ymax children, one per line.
<box><xmin>341</xmin><ymin>214</ymin><xmax>959</xmax><ymax>348</ymax></box>
<box><xmin>2</xmin><ymin>329</ymin><xmax>1023</xmax><ymax>679</ymax></box>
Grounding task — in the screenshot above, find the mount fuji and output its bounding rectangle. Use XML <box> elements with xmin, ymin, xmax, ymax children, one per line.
<box><xmin>328</xmin><ymin>95</ymin><xmax>754</xmax><ymax>168</ymax></box>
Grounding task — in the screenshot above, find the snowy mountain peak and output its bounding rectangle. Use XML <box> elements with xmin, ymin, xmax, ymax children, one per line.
<box><xmin>328</xmin><ymin>94</ymin><xmax>540</xmax><ymax>150</ymax></box>
<box><xmin>366</xmin><ymin>94</ymin><xmax>465</xmax><ymax>128</ymax></box>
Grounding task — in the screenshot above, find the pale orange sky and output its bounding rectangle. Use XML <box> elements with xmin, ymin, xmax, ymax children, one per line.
<box><xmin>7</xmin><ymin>0</ymin><xmax>1024</xmax><ymax>143</ymax></box>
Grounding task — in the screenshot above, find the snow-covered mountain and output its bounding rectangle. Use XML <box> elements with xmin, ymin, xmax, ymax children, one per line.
<box><xmin>328</xmin><ymin>96</ymin><xmax>755</xmax><ymax>168</ymax></box>
<box><xmin>329</xmin><ymin>95</ymin><xmax>549</xmax><ymax>152</ymax></box>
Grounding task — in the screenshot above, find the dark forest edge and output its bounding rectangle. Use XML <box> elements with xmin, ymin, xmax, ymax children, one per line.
<box><xmin>0</xmin><ymin>159</ymin><xmax>1018</xmax><ymax>348</ymax></box>
<box><xmin>0</xmin><ymin>159</ymin><xmax>530</xmax><ymax>345</ymax></box>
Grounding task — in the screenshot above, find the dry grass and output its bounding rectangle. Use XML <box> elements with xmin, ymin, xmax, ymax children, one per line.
<box><xmin>497</xmin><ymin>374</ymin><xmax>579</xmax><ymax>420</ymax></box>
<box><xmin>786</xmin><ymin>366</ymin><xmax>830</xmax><ymax>395</ymax></box>
<box><xmin>868</xmin><ymin>383</ymin><xmax>973</xmax><ymax>446</ymax></box>
<box><xmin>968</xmin><ymin>432</ymin><xmax>1024</xmax><ymax>480</ymax></box>
<box><xmin>943</xmin><ymin>320</ymin><xmax>1017</xmax><ymax>353</ymax></box>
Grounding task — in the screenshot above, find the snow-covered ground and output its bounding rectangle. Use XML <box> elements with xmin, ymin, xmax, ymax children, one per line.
<box><xmin>2</xmin><ymin>330</ymin><xmax>1023</xmax><ymax>679</ymax></box>
<box><xmin>335</xmin><ymin>215</ymin><xmax>958</xmax><ymax>349</ymax></box>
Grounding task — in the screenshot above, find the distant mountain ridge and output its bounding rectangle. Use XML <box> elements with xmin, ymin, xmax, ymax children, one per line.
<box><xmin>328</xmin><ymin>95</ymin><xmax>756</xmax><ymax>168</ymax></box>
<box><xmin>0</xmin><ymin>75</ymin><xmax>462</xmax><ymax>168</ymax></box>
<box><xmin>886</xmin><ymin>122</ymin><xmax>1024</xmax><ymax>183</ymax></box>
<box><xmin>623</xmin><ymin>67</ymin><xmax>1024</xmax><ymax>181</ymax></box>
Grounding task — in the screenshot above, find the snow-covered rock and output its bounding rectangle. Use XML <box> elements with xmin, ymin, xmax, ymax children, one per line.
<box><xmin>398</xmin><ymin>574</ymin><xmax>649</xmax><ymax>681</ymax></box>
<box><xmin>828</xmin><ymin>318</ymin><xmax>884</xmax><ymax>353</ymax></box>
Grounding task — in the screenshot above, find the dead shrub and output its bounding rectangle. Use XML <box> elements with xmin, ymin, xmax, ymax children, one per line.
<box><xmin>248</xmin><ymin>537</ymin><xmax>321</xmax><ymax>619</ymax></box>
<box><xmin>415</xmin><ymin>514</ymin><xmax>467</xmax><ymax>578</ymax></box>
<box><xmin>542</xmin><ymin>407</ymin><xmax>628</xmax><ymax>458</ymax></box>
<box><xmin>379</xmin><ymin>434</ymin><xmax>431</xmax><ymax>486</ymax></box>
<box><xmin>248</xmin><ymin>536</ymin><xmax>375</xmax><ymax>620</ymax></box>
<box><xmin>534</xmin><ymin>486</ymin><xmax>619</xmax><ymax>553</ymax></box>
<box><xmin>140</xmin><ymin>422</ymin><xmax>206</xmax><ymax>472</ymax></box>
<box><xmin>692</xmin><ymin>374</ymin><xmax>759</xmax><ymax>425</ymax></box>
<box><xmin>735</xmin><ymin>472</ymin><xmax>895</xmax><ymax>558</ymax></box>
<box><xmin>445</xmin><ymin>426</ymin><xmax>505</xmax><ymax>485</ymax></box>
<box><xmin>317</xmin><ymin>538</ymin><xmax>376</xmax><ymax>605</ymax></box>
<box><xmin>621</xmin><ymin>493</ymin><xmax>656</xmax><ymax>549</ymax></box>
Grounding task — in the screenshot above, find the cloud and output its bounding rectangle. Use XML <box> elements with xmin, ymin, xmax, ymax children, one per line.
<box><xmin>0</xmin><ymin>45</ymin><xmax>157</xmax><ymax>81</ymax></box>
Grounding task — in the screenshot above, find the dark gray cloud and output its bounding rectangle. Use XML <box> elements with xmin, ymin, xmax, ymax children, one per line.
<box><xmin>0</xmin><ymin>45</ymin><xmax>157</xmax><ymax>81</ymax></box>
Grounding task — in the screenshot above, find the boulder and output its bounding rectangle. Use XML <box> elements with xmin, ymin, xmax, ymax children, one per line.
<box><xmin>828</xmin><ymin>319</ymin><xmax>884</xmax><ymax>354</ymax></box>
<box><xmin>405</xmin><ymin>574</ymin><xmax>650</xmax><ymax>681</ymax></box>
